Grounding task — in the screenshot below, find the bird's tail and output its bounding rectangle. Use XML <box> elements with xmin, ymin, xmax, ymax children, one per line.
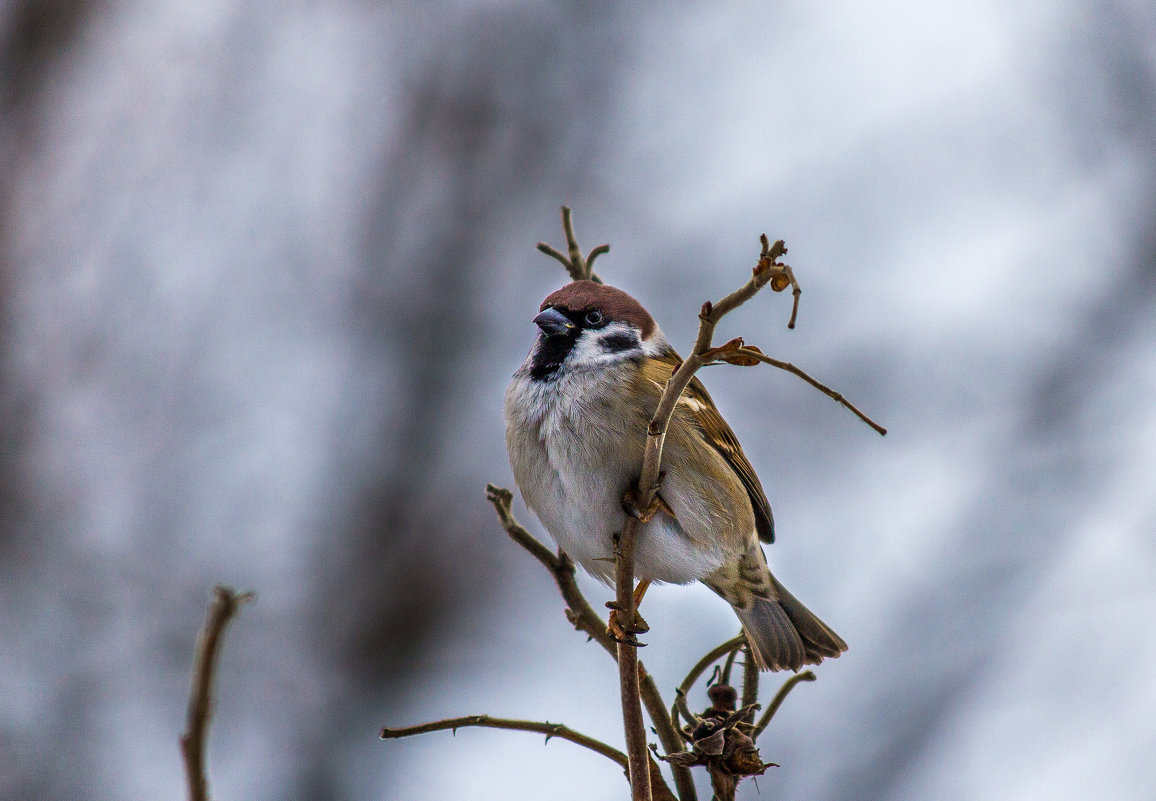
<box><xmin>707</xmin><ymin>546</ymin><xmax>847</xmax><ymax>672</ymax></box>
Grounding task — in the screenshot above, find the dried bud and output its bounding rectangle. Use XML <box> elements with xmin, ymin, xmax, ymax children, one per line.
<box><xmin>707</xmin><ymin>683</ymin><xmax>737</xmax><ymax>711</ymax></box>
<box><xmin>695</xmin><ymin>726</ymin><xmax>726</xmax><ymax>756</ymax></box>
<box><xmin>770</xmin><ymin>272</ymin><xmax>791</xmax><ymax>292</ymax></box>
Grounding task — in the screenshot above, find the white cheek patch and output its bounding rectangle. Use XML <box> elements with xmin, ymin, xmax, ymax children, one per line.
<box><xmin>566</xmin><ymin>322</ymin><xmax>642</xmax><ymax>369</ymax></box>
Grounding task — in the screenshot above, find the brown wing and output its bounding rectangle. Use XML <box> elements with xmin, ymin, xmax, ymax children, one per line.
<box><xmin>644</xmin><ymin>350</ymin><xmax>776</xmax><ymax>543</ymax></box>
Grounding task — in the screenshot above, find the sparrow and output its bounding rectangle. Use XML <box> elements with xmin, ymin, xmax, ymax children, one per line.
<box><xmin>503</xmin><ymin>280</ymin><xmax>847</xmax><ymax>671</ymax></box>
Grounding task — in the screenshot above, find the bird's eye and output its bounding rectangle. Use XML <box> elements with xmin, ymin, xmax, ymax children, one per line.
<box><xmin>584</xmin><ymin>310</ymin><xmax>604</xmax><ymax>326</ymax></box>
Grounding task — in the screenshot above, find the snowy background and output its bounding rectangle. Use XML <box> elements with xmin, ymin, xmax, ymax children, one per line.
<box><xmin>2</xmin><ymin>2</ymin><xmax>1154</xmax><ymax>800</ymax></box>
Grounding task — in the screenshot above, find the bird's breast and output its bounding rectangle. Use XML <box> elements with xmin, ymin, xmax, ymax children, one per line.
<box><xmin>504</xmin><ymin>367</ymin><xmax>736</xmax><ymax>584</ymax></box>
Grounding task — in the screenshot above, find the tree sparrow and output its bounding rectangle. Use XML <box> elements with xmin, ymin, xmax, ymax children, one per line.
<box><xmin>504</xmin><ymin>280</ymin><xmax>847</xmax><ymax>671</ymax></box>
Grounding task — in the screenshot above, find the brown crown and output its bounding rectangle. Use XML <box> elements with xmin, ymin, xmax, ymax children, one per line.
<box><xmin>540</xmin><ymin>281</ymin><xmax>657</xmax><ymax>340</ymax></box>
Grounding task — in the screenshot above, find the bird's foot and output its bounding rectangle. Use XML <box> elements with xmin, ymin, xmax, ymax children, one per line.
<box><xmin>605</xmin><ymin>578</ymin><xmax>652</xmax><ymax>644</ymax></box>
<box><xmin>621</xmin><ymin>477</ymin><xmax>674</xmax><ymax>523</ymax></box>
<box><xmin>605</xmin><ymin>602</ymin><xmax>650</xmax><ymax>645</ymax></box>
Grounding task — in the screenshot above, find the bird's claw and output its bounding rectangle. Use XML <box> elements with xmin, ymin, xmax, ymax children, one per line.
<box><xmin>621</xmin><ymin>479</ymin><xmax>673</xmax><ymax>524</ymax></box>
<box><xmin>606</xmin><ymin>601</ymin><xmax>650</xmax><ymax>645</ymax></box>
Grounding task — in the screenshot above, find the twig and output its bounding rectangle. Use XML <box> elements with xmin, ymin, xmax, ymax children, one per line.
<box><xmin>613</xmin><ymin>523</ymin><xmax>652</xmax><ymax>800</ymax></box>
<box><xmin>635</xmin><ymin>239</ymin><xmax>792</xmax><ymax>513</ymax></box>
<box><xmin>670</xmin><ymin>635</ymin><xmax>747</xmax><ymax>731</ymax></box>
<box><xmin>751</xmin><ymin>671</ymin><xmax>816</xmax><ymax>740</ymax></box>
<box><xmin>758</xmin><ymin>234</ymin><xmax>802</xmax><ymax>329</ymax></box>
<box><xmin>536</xmin><ymin>206</ymin><xmax>607</xmax><ymax>283</ymax></box>
<box><xmin>719</xmin><ymin>640</ymin><xmax>741</xmax><ymax>687</ymax></box>
<box><xmin>615</xmin><ymin>239</ymin><xmax>793</xmax><ymax>799</ymax></box>
<box><xmin>639</xmin><ymin>667</ymin><xmax>698</xmax><ymax>801</ymax></box>
<box><xmin>180</xmin><ymin>586</ymin><xmax>253</xmax><ymax>801</ymax></box>
<box><xmin>731</xmin><ymin>347</ymin><xmax>887</xmax><ymax>435</ymax></box>
<box><xmin>672</xmin><ymin>689</ymin><xmax>697</xmax><ymax>732</ymax></box>
<box><xmin>740</xmin><ymin>644</ymin><xmax>759</xmax><ymax>725</ymax></box>
<box><xmin>486</xmin><ymin>485</ymin><xmax>615</xmax><ymax>657</ymax></box>
<box><xmin>381</xmin><ymin>715</ymin><xmax>628</xmax><ymax>771</ymax></box>
<box><xmin>486</xmin><ymin>485</ymin><xmax>694</xmax><ymax>800</ymax></box>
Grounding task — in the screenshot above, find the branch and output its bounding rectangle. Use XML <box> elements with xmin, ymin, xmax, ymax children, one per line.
<box><xmin>740</xmin><ymin>644</ymin><xmax>759</xmax><ymax>725</ymax></box>
<box><xmin>635</xmin><ymin>239</ymin><xmax>792</xmax><ymax>513</ymax></box>
<box><xmin>381</xmin><ymin>715</ymin><xmax>628</xmax><ymax>771</ymax></box>
<box><xmin>485</xmin><ymin>485</ymin><xmax>615</xmax><ymax>657</ymax></box>
<box><xmin>180</xmin><ymin>586</ymin><xmax>253</xmax><ymax>801</ymax></box>
<box><xmin>485</xmin><ymin>485</ymin><xmax>694</xmax><ymax>800</ymax></box>
<box><xmin>751</xmin><ymin>671</ymin><xmax>816</xmax><ymax>740</ymax></box>
<box><xmin>617</xmin><ymin>624</ymin><xmax>652</xmax><ymax>800</ymax></box>
<box><xmin>615</xmin><ymin>241</ymin><xmax>795</xmax><ymax>799</ymax></box>
<box><xmin>640</xmin><ymin>667</ymin><xmax>699</xmax><ymax>801</ymax></box>
<box><xmin>670</xmin><ymin>635</ymin><xmax>747</xmax><ymax>732</ymax></box>
<box><xmin>536</xmin><ymin>206</ymin><xmax>608</xmax><ymax>283</ymax></box>
<box><xmin>731</xmin><ymin>347</ymin><xmax>887</xmax><ymax>436</ymax></box>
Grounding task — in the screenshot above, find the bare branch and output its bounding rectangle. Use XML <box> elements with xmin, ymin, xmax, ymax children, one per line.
<box><xmin>615</xmin><ymin>586</ymin><xmax>652</xmax><ymax>801</ymax></box>
<box><xmin>381</xmin><ymin>715</ymin><xmax>628</xmax><ymax>771</ymax></box>
<box><xmin>740</xmin><ymin>644</ymin><xmax>759</xmax><ymax>725</ymax></box>
<box><xmin>486</xmin><ymin>485</ymin><xmax>694</xmax><ymax>799</ymax></box>
<box><xmin>634</xmin><ymin>240</ymin><xmax>791</xmax><ymax>515</ymax></box>
<box><xmin>669</xmin><ymin>635</ymin><xmax>747</xmax><ymax>731</ymax></box>
<box><xmin>536</xmin><ymin>206</ymin><xmax>607</xmax><ymax>283</ymax></box>
<box><xmin>180</xmin><ymin>586</ymin><xmax>253</xmax><ymax>801</ymax></box>
<box><xmin>486</xmin><ymin>485</ymin><xmax>616</xmax><ymax>656</ymax></box>
<box><xmin>720</xmin><ymin>643</ymin><xmax>741</xmax><ymax>687</ymax></box>
<box><xmin>751</xmin><ymin>671</ymin><xmax>816</xmax><ymax>740</ymax></box>
<box><xmin>611</xmin><ymin>236</ymin><xmax>790</xmax><ymax>796</ymax></box>
<box><xmin>731</xmin><ymin>347</ymin><xmax>887</xmax><ymax>435</ymax></box>
<box><xmin>639</xmin><ymin>667</ymin><xmax>698</xmax><ymax>801</ymax></box>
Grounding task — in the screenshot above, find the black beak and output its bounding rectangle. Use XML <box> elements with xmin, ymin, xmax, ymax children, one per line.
<box><xmin>532</xmin><ymin>307</ymin><xmax>575</xmax><ymax>337</ymax></box>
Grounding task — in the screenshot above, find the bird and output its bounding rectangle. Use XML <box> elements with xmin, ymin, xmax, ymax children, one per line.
<box><xmin>503</xmin><ymin>279</ymin><xmax>847</xmax><ymax>671</ymax></box>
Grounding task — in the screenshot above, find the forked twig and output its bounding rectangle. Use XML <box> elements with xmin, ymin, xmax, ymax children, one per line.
<box><xmin>670</xmin><ymin>635</ymin><xmax>747</xmax><ymax>732</ymax></box>
<box><xmin>484</xmin><ymin>484</ymin><xmax>695</xmax><ymax>801</ymax></box>
<box><xmin>180</xmin><ymin>586</ymin><xmax>253</xmax><ymax>801</ymax></box>
<box><xmin>537</xmin><ymin>206</ymin><xmax>608</xmax><ymax>283</ymax></box>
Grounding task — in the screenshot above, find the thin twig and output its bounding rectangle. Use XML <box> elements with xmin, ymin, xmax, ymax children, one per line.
<box><xmin>180</xmin><ymin>586</ymin><xmax>253</xmax><ymax>801</ymax></box>
<box><xmin>536</xmin><ymin>206</ymin><xmax>606</xmax><ymax>283</ymax></box>
<box><xmin>740</xmin><ymin>644</ymin><xmax>759</xmax><ymax>725</ymax></box>
<box><xmin>486</xmin><ymin>485</ymin><xmax>615</xmax><ymax>657</ymax></box>
<box><xmin>719</xmin><ymin>640</ymin><xmax>742</xmax><ymax>687</ymax></box>
<box><xmin>635</xmin><ymin>241</ymin><xmax>791</xmax><ymax>513</ymax></box>
<box><xmin>672</xmin><ymin>689</ymin><xmax>696</xmax><ymax>732</ymax></box>
<box><xmin>381</xmin><ymin>715</ymin><xmax>628</xmax><ymax>771</ymax></box>
<box><xmin>732</xmin><ymin>347</ymin><xmax>887</xmax><ymax>435</ymax></box>
<box><xmin>486</xmin><ymin>485</ymin><xmax>694</xmax><ymax>800</ymax></box>
<box><xmin>751</xmin><ymin>671</ymin><xmax>816</xmax><ymax>740</ymax></box>
<box><xmin>758</xmin><ymin>234</ymin><xmax>801</xmax><ymax>329</ymax></box>
<box><xmin>617</xmin><ymin>241</ymin><xmax>790</xmax><ymax>799</ymax></box>
<box><xmin>639</xmin><ymin>667</ymin><xmax>698</xmax><ymax>801</ymax></box>
<box><xmin>669</xmin><ymin>635</ymin><xmax>747</xmax><ymax>731</ymax></box>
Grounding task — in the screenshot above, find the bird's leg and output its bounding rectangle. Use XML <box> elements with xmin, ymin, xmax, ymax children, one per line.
<box><xmin>607</xmin><ymin>578</ymin><xmax>652</xmax><ymax>642</ymax></box>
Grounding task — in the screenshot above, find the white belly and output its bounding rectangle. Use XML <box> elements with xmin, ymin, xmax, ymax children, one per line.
<box><xmin>504</xmin><ymin>367</ymin><xmax>725</xmax><ymax>585</ymax></box>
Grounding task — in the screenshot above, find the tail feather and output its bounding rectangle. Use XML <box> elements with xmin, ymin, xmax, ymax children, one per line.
<box><xmin>709</xmin><ymin>546</ymin><xmax>848</xmax><ymax>672</ymax></box>
<box><xmin>734</xmin><ymin>583</ymin><xmax>847</xmax><ymax>671</ymax></box>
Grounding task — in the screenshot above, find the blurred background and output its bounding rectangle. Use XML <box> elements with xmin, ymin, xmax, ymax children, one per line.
<box><xmin>2</xmin><ymin>2</ymin><xmax>1154</xmax><ymax>800</ymax></box>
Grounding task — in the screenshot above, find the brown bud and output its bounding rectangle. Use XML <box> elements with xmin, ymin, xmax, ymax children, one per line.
<box><xmin>707</xmin><ymin>683</ymin><xmax>738</xmax><ymax>711</ymax></box>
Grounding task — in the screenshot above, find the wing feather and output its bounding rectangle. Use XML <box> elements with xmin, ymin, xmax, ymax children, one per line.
<box><xmin>641</xmin><ymin>351</ymin><xmax>776</xmax><ymax>543</ymax></box>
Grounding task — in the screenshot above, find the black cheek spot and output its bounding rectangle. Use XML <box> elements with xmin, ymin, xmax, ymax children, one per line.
<box><xmin>601</xmin><ymin>331</ymin><xmax>640</xmax><ymax>353</ymax></box>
